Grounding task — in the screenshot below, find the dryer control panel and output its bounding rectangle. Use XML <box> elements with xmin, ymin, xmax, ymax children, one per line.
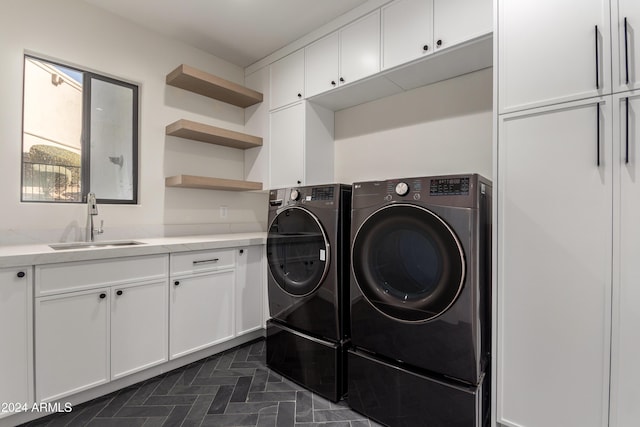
<box><xmin>269</xmin><ymin>185</ymin><xmax>342</xmax><ymax>209</ymax></box>
<box><xmin>353</xmin><ymin>174</ymin><xmax>488</xmax><ymax>209</ymax></box>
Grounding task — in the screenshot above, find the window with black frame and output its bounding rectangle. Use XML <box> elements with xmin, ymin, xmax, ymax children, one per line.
<box><xmin>22</xmin><ymin>55</ymin><xmax>138</xmax><ymax>204</ymax></box>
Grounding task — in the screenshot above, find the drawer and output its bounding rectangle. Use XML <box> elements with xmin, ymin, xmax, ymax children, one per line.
<box><xmin>36</xmin><ymin>254</ymin><xmax>168</xmax><ymax>297</ymax></box>
<box><xmin>170</xmin><ymin>249</ymin><xmax>235</xmax><ymax>276</ymax></box>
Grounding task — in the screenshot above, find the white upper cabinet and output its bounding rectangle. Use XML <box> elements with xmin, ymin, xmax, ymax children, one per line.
<box><xmin>269</xmin><ymin>101</ymin><xmax>334</xmax><ymax>189</ymax></box>
<box><xmin>612</xmin><ymin>0</ymin><xmax>640</xmax><ymax>92</ymax></box>
<box><xmin>306</xmin><ymin>32</ymin><xmax>340</xmax><ymax>98</ymax></box>
<box><xmin>305</xmin><ymin>11</ymin><xmax>380</xmax><ymax>98</ymax></box>
<box><xmin>270</xmin><ymin>102</ymin><xmax>305</xmax><ymax>188</ymax></box>
<box><xmin>270</xmin><ymin>49</ymin><xmax>305</xmax><ymax>110</ymax></box>
<box><xmin>433</xmin><ymin>0</ymin><xmax>492</xmax><ymax>50</ymax></box>
<box><xmin>382</xmin><ymin>0</ymin><xmax>434</xmax><ymax>70</ymax></box>
<box><xmin>499</xmin><ymin>0</ymin><xmax>611</xmax><ymax>113</ymax></box>
<box><xmin>340</xmin><ymin>10</ymin><xmax>381</xmax><ymax>86</ymax></box>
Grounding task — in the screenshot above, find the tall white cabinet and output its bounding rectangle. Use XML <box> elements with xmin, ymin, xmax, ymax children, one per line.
<box><xmin>611</xmin><ymin>90</ymin><xmax>640</xmax><ymax>427</ymax></box>
<box><xmin>497</xmin><ymin>1</ymin><xmax>640</xmax><ymax>426</ymax></box>
<box><xmin>497</xmin><ymin>98</ymin><xmax>612</xmax><ymax>427</ymax></box>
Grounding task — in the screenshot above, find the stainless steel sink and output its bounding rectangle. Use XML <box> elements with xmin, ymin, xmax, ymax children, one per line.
<box><xmin>49</xmin><ymin>240</ymin><xmax>145</xmax><ymax>250</ymax></box>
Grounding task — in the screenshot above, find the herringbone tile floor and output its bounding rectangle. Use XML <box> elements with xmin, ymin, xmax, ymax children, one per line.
<box><xmin>22</xmin><ymin>339</ymin><xmax>381</xmax><ymax>427</ymax></box>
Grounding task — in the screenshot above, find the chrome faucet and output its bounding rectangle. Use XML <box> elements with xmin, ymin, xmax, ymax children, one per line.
<box><xmin>86</xmin><ymin>193</ymin><xmax>104</xmax><ymax>242</ymax></box>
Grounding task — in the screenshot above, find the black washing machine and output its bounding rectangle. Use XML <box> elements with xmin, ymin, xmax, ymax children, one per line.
<box><xmin>266</xmin><ymin>184</ymin><xmax>351</xmax><ymax>402</ymax></box>
<box><xmin>347</xmin><ymin>174</ymin><xmax>491</xmax><ymax>427</ymax></box>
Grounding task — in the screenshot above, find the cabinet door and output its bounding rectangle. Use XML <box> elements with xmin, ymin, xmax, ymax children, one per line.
<box><xmin>270</xmin><ymin>102</ymin><xmax>305</xmax><ymax>188</ymax></box>
<box><xmin>340</xmin><ymin>10</ymin><xmax>380</xmax><ymax>85</ymax></box>
<box><xmin>497</xmin><ymin>97</ymin><xmax>612</xmax><ymax>427</ymax></box>
<box><xmin>498</xmin><ymin>0</ymin><xmax>611</xmax><ymax>113</ymax></box>
<box><xmin>382</xmin><ymin>0</ymin><xmax>433</xmax><ymax>70</ymax></box>
<box><xmin>235</xmin><ymin>246</ymin><xmax>264</xmax><ymax>336</ymax></box>
<box><xmin>305</xmin><ymin>32</ymin><xmax>340</xmax><ymax>98</ymax></box>
<box><xmin>111</xmin><ymin>281</ymin><xmax>168</xmax><ymax>380</ymax></box>
<box><xmin>612</xmin><ymin>0</ymin><xmax>640</xmax><ymax>92</ymax></box>
<box><xmin>0</xmin><ymin>267</ymin><xmax>32</xmax><ymax>417</ymax></box>
<box><xmin>170</xmin><ymin>270</ymin><xmax>235</xmax><ymax>359</ymax></box>
<box><xmin>36</xmin><ymin>289</ymin><xmax>109</xmax><ymax>402</ymax></box>
<box><xmin>433</xmin><ymin>0</ymin><xmax>492</xmax><ymax>51</ymax></box>
<box><xmin>611</xmin><ymin>91</ymin><xmax>640</xmax><ymax>427</ymax></box>
<box><xmin>270</xmin><ymin>49</ymin><xmax>304</xmax><ymax>110</ymax></box>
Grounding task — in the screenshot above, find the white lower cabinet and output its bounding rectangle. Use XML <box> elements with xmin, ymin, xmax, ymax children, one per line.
<box><xmin>497</xmin><ymin>97</ymin><xmax>612</xmax><ymax>427</ymax></box>
<box><xmin>235</xmin><ymin>246</ymin><xmax>264</xmax><ymax>336</ymax></box>
<box><xmin>0</xmin><ymin>267</ymin><xmax>33</xmax><ymax>418</ymax></box>
<box><xmin>36</xmin><ymin>288</ymin><xmax>110</xmax><ymax>402</ymax></box>
<box><xmin>169</xmin><ymin>249</ymin><xmax>236</xmax><ymax>359</ymax></box>
<box><xmin>22</xmin><ymin>244</ymin><xmax>264</xmax><ymax>420</ymax></box>
<box><xmin>110</xmin><ymin>281</ymin><xmax>168</xmax><ymax>380</ymax></box>
<box><xmin>34</xmin><ymin>255</ymin><xmax>169</xmax><ymax>402</ymax></box>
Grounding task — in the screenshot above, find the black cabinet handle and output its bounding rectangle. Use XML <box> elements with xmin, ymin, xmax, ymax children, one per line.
<box><xmin>624</xmin><ymin>17</ymin><xmax>630</xmax><ymax>85</ymax></box>
<box><xmin>193</xmin><ymin>258</ymin><xmax>219</xmax><ymax>265</ymax></box>
<box><xmin>595</xmin><ymin>25</ymin><xmax>600</xmax><ymax>89</ymax></box>
<box><xmin>297</xmin><ymin>93</ymin><xmax>302</xmax><ymax>98</ymax></box>
<box><xmin>436</xmin><ymin>39</ymin><xmax>443</xmax><ymax>47</ymax></box>
<box><xmin>174</xmin><ymin>281</ymin><xmax>180</xmax><ymax>286</ymax></box>
<box><xmin>423</xmin><ymin>44</ymin><xmax>429</xmax><ymax>51</ymax></box>
<box><xmin>297</xmin><ymin>180</ymin><xmax>302</xmax><ymax>184</ymax></box>
<box><xmin>99</xmin><ymin>293</ymin><xmax>106</xmax><ymax>299</ymax></box>
<box><xmin>331</xmin><ymin>80</ymin><xmax>336</xmax><ymax>86</ymax></box>
<box><xmin>339</xmin><ymin>77</ymin><xmax>345</xmax><ymax>83</ymax></box>
<box><xmin>116</xmin><ymin>290</ymin><xmax>123</xmax><ymax>296</ymax></box>
<box><xmin>16</xmin><ymin>271</ymin><xmax>25</xmax><ymax>278</ymax></box>
<box><xmin>239</xmin><ymin>249</ymin><xmax>244</xmax><ymax>254</ymax></box>
<box><xmin>596</xmin><ymin>102</ymin><xmax>601</xmax><ymax>167</ymax></box>
<box><xmin>626</xmin><ymin>97</ymin><xmax>630</xmax><ymax>164</ymax></box>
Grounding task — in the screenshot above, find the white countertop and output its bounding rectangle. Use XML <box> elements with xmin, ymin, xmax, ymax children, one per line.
<box><xmin>0</xmin><ymin>232</ymin><xmax>267</xmax><ymax>269</ymax></box>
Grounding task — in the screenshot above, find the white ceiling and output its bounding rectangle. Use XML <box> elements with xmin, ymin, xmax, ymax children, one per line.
<box><xmin>83</xmin><ymin>0</ymin><xmax>371</xmax><ymax>67</ymax></box>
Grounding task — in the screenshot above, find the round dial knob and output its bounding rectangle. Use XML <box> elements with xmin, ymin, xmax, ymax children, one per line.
<box><xmin>290</xmin><ymin>189</ymin><xmax>300</xmax><ymax>201</ymax></box>
<box><xmin>395</xmin><ymin>182</ymin><xmax>410</xmax><ymax>196</ymax></box>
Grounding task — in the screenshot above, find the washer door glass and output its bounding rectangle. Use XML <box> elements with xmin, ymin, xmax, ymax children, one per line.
<box><xmin>267</xmin><ymin>207</ymin><xmax>329</xmax><ymax>296</ymax></box>
<box><xmin>352</xmin><ymin>204</ymin><xmax>465</xmax><ymax>322</ymax></box>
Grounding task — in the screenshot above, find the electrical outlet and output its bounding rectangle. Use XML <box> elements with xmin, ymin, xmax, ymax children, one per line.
<box><xmin>220</xmin><ymin>206</ymin><xmax>228</xmax><ymax>218</ymax></box>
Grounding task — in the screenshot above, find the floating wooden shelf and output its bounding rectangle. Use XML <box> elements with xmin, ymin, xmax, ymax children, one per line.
<box><xmin>165</xmin><ymin>175</ymin><xmax>263</xmax><ymax>191</ymax></box>
<box><xmin>166</xmin><ymin>119</ymin><xmax>262</xmax><ymax>150</ymax></box>
<box><xmin>166</xmin><ymin>64</ymin><xmax>263</xmax><ymax>108</ymax></box>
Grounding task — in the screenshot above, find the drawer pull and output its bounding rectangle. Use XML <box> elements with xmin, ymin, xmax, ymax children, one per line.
<box><xmin>116</xmin><ymin>290</ymin><xmax>123</xmax><ymax>296</ymax></box>
<box><xmin>193</xmin><ymin>258</ymin><xmax>220</xmax><ymax>265</ymax></box>
<box><xmin>16</xmin><ymin>271</ymin><xmax>26</xmax><ymax>278</ymax></box>
<box><xmin>99</xmin><ymin>293</ymin><xmax>107</xmax><ymax>299</ymax></box>
<box><xmin>174</xmin><ymin>281</ymin><xmax>180</xmax><ymax>286</ymax></box>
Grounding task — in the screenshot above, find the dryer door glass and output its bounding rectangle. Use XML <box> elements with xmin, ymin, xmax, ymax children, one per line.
<box><xmin>352</xmin><ymin>204</ymin><xmax>465</xmax><ymax>322</ymax></box>
<box><xmin>267</xmin><ymin>207</ymin><xmax>330</xmax><ymax>296</ymax></box>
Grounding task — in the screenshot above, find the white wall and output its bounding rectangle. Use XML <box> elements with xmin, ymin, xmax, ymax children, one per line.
<box><xmin>0</xmin><ymin>0</ymin><xmax>267</xmax><ymax>245</ymax></box>
<box><xmin>334</xmin><ymin>68</ymin><xmax>493</xmax><ymax>184</ymax></box>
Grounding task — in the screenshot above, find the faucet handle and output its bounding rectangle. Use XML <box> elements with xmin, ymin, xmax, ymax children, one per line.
<box><xmin>95</xmin><ymin>220</ymin><xmax>105</xmax><ymax>235</ymax></box>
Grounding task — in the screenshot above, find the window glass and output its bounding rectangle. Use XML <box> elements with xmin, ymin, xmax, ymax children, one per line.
<box><xmin>22</xmin><ymin>55</ymin><xmax>138</xmax><ymax>203</ymax></box>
